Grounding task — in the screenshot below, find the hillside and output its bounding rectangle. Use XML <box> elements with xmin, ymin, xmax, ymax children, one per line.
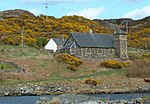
<box><xmin>0</xmin><ymin>9</ymin><xmax>112</xmax><ymax>46</ymax></box>
<box><xmin>0</xmin><ymin>9</ymin><xmax>36</xmax><ymax>18</ymax></box>
<box><xmin>0</xmin><ymin>45</ymin><xmax>150</xmax><ymax>96</ymax></box>
<box><xmin>94</xmin><ymin>16</ymin><xmax>150</xmax><ymax>49</ymax></box>
<box><xmin>0</xmin><ymin>9</ymin><xmax>149</xmax><ymax>49</ymax></box>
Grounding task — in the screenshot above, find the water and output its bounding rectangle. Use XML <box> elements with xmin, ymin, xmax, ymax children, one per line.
<box><xmin>87</xmin><ymin>92</ymin><xmax>150</xmax><ymax>100</ymax></box>
<box><xmin>0</xmin><ymin>93</ymin><xmax>149</xmax><ymax>104</ymax></box>
<box><xmin>0</xmin><ymin>95</ymin><xmax>57</xmax><ymax>104</ymax></box>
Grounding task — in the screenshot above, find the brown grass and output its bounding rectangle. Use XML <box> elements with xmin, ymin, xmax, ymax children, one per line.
<box><xmin>66</xmin><ymin>65</ymin><xmax>78</xmax><ymax>71</ymax></box>
<box><xmin>126</xmin><ymin>58</ymin><xmax>150</xmax><ymax>78</ymax></box>
<box><xmin>50</xmin><ymin>98</ymin><xmax>60</xmax><ymax>104</ymax></box>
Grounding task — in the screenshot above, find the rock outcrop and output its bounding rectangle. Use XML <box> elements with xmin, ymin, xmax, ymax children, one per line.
<box><xmin>0</xmin><ymin>9</ymin><xmax>36</xmax><ymax>18</ymax></box>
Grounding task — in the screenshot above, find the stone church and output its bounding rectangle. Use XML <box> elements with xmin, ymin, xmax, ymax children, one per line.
<box><xmin>61</xmin><ymin>30</ymin><xmax>128</xmax><ymax>59</ymax></box>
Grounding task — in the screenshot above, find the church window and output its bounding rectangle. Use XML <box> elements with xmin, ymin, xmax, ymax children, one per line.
<box><xmin>97</xmin><ymin>49</ymin><xmax>103</xmax><ymax>53</ymax></box>
<box><xmin>70</xmin><ymin>48</ymin><xmax>76</xmax><ymax>54</ymax></box>
<box><xmin>86</xmin><ymin>48</ymin><xmax>91</xmax><ymax>54</ymax></box>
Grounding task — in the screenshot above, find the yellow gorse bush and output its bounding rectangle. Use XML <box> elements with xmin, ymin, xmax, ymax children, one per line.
<box><xmin>56</xmin><ymin>53</ymin><xmax>82</xmax><ymax>67</ymax></box>
<box><xmin>101</xmin><ymin>60</ymin><xmax>129</xmax><ymax>69</ymax></box>
<box><xmin>84</xmin><ymin>78</ymin><xmax>100</xmax><ymax>86</ymax></box>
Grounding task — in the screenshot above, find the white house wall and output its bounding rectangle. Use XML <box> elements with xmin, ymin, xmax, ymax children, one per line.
<box><xmin>45</xmin><ymin>39</ymin><xmax>57</xmax><ymax>52</ymax></box>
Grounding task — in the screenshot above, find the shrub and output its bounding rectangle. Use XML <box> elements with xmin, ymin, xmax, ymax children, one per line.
<box><xmin>128</xmin><ymin>53</ymin><xmax>140</xmax><ymax>60</ymax></box>
<box><xmin>141</xmin><ymin>54</ymin><xmax>150</xmax><ymax>58</ymax></box>
<box><xmin>121</xmin><ymin>62</ymin><xmax>129</xmax><ymax>67</ymax></box>
<box><xmin>56</xmin><ymin>53</ymin><xmax>82</xmax><ymax>67</ymax></box>
<box><xmin>36</xmin><ymin>37</ymin><xmax>48</xmax><ymax>48</ymax></box>
<box><xmin>100</xmin><ymin>60</ymin><xmax>129</xmax><ymax>69</ymax></box>
<box><xmin>126</xmin><ymin>59</ymin><xmax>150</xmax><ymax>78</ymax></box>
<box><xmin>85</xmin><ymin>78</ymin><xmax>100</xmax><ymax>86</ymax></box>
<box><xmin>50</xmin><ymin>98</ymin><xmax>60</xmax><ymax>104</ymax></box>
<box><xmin>66</xmin><ymin>65</ymin><xmax>77</xmax><ymax>71</ymax></box>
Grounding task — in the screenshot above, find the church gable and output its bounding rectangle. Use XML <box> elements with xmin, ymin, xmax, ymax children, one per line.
<box><xmin>64</xmin><ymin>32</ymin><xmax>115</xmax><ymax>48</ymax></box>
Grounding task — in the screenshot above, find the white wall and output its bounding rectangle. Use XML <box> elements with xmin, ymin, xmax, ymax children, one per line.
<box><xmin>45</xmin><ymin>39</ymin><xmax>57</xmax><ymax>52</ymax></box>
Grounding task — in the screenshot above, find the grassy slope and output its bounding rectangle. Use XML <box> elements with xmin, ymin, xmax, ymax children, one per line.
<box><xmin>0</xmin><ymin>45</ymin><xmax>149</xmax><ymax>92</ymax></box>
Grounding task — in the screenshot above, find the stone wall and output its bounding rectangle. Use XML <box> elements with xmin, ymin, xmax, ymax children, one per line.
<box><xmin>65</xmin><ymin>48</ymin><xmax>115</xmax><ymax>59</ymax></box>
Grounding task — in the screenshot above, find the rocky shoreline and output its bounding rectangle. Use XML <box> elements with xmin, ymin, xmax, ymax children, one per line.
<box><xmin>0</xmin><ymin>83</ymin><xmax>150</xmax><ymax>97</ymax></box>
<box><xmin>36</xmin><ymin>94</ymin><xmax>149</xmax><ymax>104</ymax></box>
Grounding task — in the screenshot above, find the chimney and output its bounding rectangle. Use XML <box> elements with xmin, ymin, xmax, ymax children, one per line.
<box><xmin>89</xmin><ymin>29</ymin><xmax>93</xmax><ymax>34</ymax></box>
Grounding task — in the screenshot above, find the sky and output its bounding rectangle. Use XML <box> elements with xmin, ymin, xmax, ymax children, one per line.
<box><xmin>0</xmin><ymin>0</ymin><xmax>150</xmax><ymax>20</ymax></box>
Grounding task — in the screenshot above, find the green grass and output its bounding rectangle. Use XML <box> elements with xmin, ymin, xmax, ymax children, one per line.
<box><xmin>0</xmin><ymin>45</ymin><xmax>127</xmax><ymax>88</ymax></box>
<box><xmin>51</xmin><ymin>69</ymin><xmax>126</xmax><ymax>80</ymax></box>
<box><xmin>0</xmin><ymin>63</ymin><xmax>17</xmax><ymax>70</ymax></box>
<box><xmin>0</xmin><ymin>45</ymin><xmax>49</xmax><ymax>58</ymax></box>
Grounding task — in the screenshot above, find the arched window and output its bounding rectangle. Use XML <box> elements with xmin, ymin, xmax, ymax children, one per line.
<box><xmin>70</xmin><ymin>48</ymin><xmax>76</xmax><ymax>54</ymax></box>
<box><xmin>91</xmin><ymin>48</ymin><xmax>96</xmax><ymax>54</ymax></box>
<box><xmin>109</xmin><ymin>49</ymin><xmax>114</xmax><ymax>54</ymax></box>
<box><xmin>86</xmin><ymin>48</ymin><xmax>91</xmax><ymax>54</ymax></box>
<box><xmin>97</xmin><ymin>49</ymin><xmax>103</xmax><ymax>53</ymax></box>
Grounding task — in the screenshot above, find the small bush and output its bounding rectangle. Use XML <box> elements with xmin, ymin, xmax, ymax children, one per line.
<box><xmin>66</xmin><ymin>65</ymin><xmax>77</xmax><ymax>71</ymax></box>
<box><xmin>56</xmin><ymin>53</ymin><xmax>82</xmax><ymax>67</ymax></box>
<box><xmin>100</xmin><ymin>60</ymin><xmax>129</xmax><ymax>69</ymax></box>
<box><xmin>121</xmin><ymin>62</ymin><xmax>129</xmax><ymax>67</ymax></box>
<box><xmin>126</xmin><ymin>59</ymin><xmax>150</xmax><ymax>78</ymax></box>
<box><xmin>36</xmin><ymin>37</ymin><xmax>48</xmax><ymax>48</ymax></box>
<box><xmin>50</xmin><ymin>98</ymin><xmax>60</xmax><ymax>104</ymax></box>
<box><xmin>85</xmin><ymin>78</ymin><xmax>100</xmax><ymax>86</ymax></box>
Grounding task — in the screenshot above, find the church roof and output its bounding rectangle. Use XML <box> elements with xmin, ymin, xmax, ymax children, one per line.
<box><xmin>64</xmin><ymin>32</ymin><xmax>115</xmax><ymax>48</ymax></box>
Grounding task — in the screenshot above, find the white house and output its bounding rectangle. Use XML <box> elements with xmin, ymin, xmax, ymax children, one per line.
<box><xmin>45</xmin><ymin>38</ymin><xmax>65</xmax><ymax>52</ymax></box>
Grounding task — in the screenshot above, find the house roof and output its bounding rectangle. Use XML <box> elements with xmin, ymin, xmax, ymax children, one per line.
<box><xmin>52</xmin><ymin>38</ymin><xmax>66</xmax><ymax>45</ymax></box>
<box><xmin>61</xmin><ymin>42</ymin><xmax>75</xmax><ymax>49</ymax></box>
<box><xmin>64</xmin><ymin>32</ymin><xmax>115</xmax><ymax>48</ymax></box>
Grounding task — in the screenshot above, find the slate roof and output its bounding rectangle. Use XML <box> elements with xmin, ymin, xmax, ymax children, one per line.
<box><xmin>52</xmin><ymin>38</ymin><xmax>66</xmax><ymax>45</ymax></box>
<box><xmin>64</xmin><ymin>32</ymin><xmax>115</xmax><ymax>48</ymax></box>
<box><xmin>61</xmin><ymin>42</ymin><xmax>74</xmax><ymax>49</ymax></box>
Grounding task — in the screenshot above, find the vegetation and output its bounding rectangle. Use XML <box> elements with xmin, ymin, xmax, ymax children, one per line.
<box><xmin>0</xmin><ymin>45</ymin><xmax>49</xmax><ymax>58</ymax></box>
<box><xmin>0</xmin><ymin>45</ymin><xmax>150</xmax><ymax>94</ymax></box>
<box><xmin>55</xmin><ymin>53</ymin><xmax>82</xmax><ymax>67</ymax></box>
<box><xmin>125</xmin><ymin>16</ymin><xmax>150</xmax><ymax>49</ymax></box>
<box><xmin>128</xmin><ymin>47</ymin><xmax>150</xmax><ymax>60</ymax></box>
<box><xmin>0</xmin><ymin>62</ymin><xmax>16</xmax><ymax>70</ymax></box>
<box><xmin>126</xmin><ymin>58</ymin><xmax>150</xmax><ymax>78</ymax></box>
<box><xmin>100</xmin><ymin>60</ymin><xmax>129</xmax><ymax>69</ymax></box>
<box><xmin>66</xmin><ymin>65</ymin><xmax>78</xmax><ymax>71</ymax></box>
<box><xmin>36</xmin><ymin>37</ymin><xmax>48</xmax><ymax>48</ymax></box>
<box><xmin>84</xmin><ymin>78</ymin><xmax>100</xmax><ymax>86</ymax></box>
<box><xmin>50</xmin><ymin>98</ymin><xmax>60</xmax><ymax>104</ymax></box>
<box><xmin>0</xmin><ymin>9</ymin><xmax>111</xmax><ymax>47</ymax></box>
<box><xmin>94</xmin><ymin>16</ymin><xmax>150</xmax><ymax>49</ymax></box>
<box><xmin>128</xmin><ymin>28</ymin><xmax>150</xmax><ymax>49</ymax></box>
<box><xmin>0</xmin><ymin>9</ymin><xmax>149</xmax><ymax>49</ymax></box>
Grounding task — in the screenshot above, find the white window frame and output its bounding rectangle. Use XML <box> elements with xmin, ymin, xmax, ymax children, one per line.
<box><xmin>86</xmin><ymin>48</ymin><xmax>91</xmax><ymax>54</ymax></box>
<box><xmin>97</xmin><ymin>48</ymin><xmax>103</xmax><ymax>54</ymax></box>
<box><xmin>70</xmin><ymin>48</ymin><xmax>76</xmax><ymax>54</ymax></box>
<box><xmin>109</xmin><ymin>49</ymin><xmax>114</xmax><ymax>55</ymax></box>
